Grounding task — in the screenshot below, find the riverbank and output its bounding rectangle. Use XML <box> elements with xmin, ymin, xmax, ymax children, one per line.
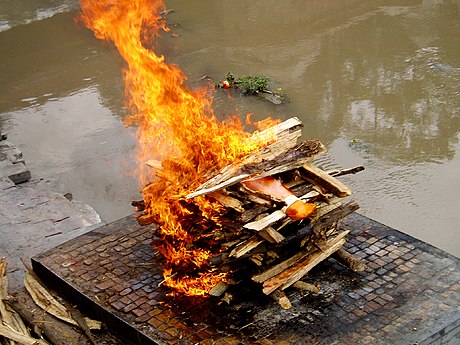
<box><xmin>0</xmin><ymin>136</ymin><xmax>124</xmax><ymax>344</ymax></box>
<box><xmin>0</xmin><ymin>136</ymin><xmax>103</xmax><ymax>291</ymax></box>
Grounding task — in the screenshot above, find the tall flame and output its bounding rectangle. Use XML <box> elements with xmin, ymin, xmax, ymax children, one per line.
<box><xmin>80</xmin><ymin>0</ymin><xmax>278</xmax><ymax>296</ymax></box>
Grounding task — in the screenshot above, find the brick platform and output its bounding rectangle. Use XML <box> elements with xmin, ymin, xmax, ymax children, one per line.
<box><xmin>32</xmin><ymin>213</ymin><xmax>460</xmax><ymax>344</ymax></box>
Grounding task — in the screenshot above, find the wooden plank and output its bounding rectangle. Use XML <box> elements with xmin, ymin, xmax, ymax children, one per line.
<box><xmin>186</xmin><ymin>117</ymin><xmax>328</xmax><ymax>199</ymax></box>
<box><xmin>279</xmin><ymin>238</ymin><xmax>346</xmax><ymax>291</ymax></box>
<box><xmin>261</xmin><ymin>231</ymin><xmax>349</xmax><ymax>294</ymax></box>
<box><xmin>300</xmin><ymin>162</ymin><xmax>352</xmax><ymax>197</ymax></box>
<box><xmin>252</xmin><ymin>230</ymin><xmax>349</xmax><ymax>285</ymax></box>
<box><xmin>259</xmin><ymin>227</ymin><xmax>285</xmax><ymax>243</ymax></box>
<box><xmin>208</xmin><ymin>190</ymin><xmax>244</xmax><ymax>212</ymax></box>
<box><xmin>229</xmin><ymin>235</ymin><xmax>264</xmax><ymax>258</ymax></box>
<box><xmin>187</xmin><ymin>139</ymin><xmax>326</xmax><ymax>199</ymax></box>
<box><xmin>243</xmin><ymin>210</ymin><xmax>286</xmax><ymax>231</ymax></box>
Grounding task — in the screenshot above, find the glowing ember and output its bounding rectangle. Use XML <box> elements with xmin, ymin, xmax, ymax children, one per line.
<box><xmin>79</xmin><ymin>0</ymin><xmax>279</xmax><ymax>295</ymax></box>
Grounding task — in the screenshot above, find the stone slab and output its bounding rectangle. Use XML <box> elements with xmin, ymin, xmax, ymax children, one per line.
<box><xmin>32</xmin><ymin>213</ymin><xmax>460</xmax><ymax>345</ymax></box>
<box><xmin>0</xmin><ymin>180</ymin><xmax>102</xmax><ymax>290</ymax></box>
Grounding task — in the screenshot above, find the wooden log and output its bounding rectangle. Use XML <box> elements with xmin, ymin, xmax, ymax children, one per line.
<box><xmin>208</xmin><ymin>190</ymin><xmax>244</xmax><ymax>212</ymax></box>
<box><xmin>186</xmin><ymin>118</ymin><xmax>326</xmax><ymax>199</ymax></box>
<box><xmin>240</xmin><ymin>204</ymin><xmax>270</xmax><ymax>223</ymax></box>
<box><xmin>333</xmin><ymin>248</ymin><xmax>367</xmax><ymax>272</ymax></box>
<box><xmin>137</xmin><ymin>214</ymin><xmax>156</xmax><ymax>226</ymax></box>
<box><xmin>252</xmin><ymin>230</ymin><xmax>349</xmax><ymax>284</ymax></box>
<box><xmin>259</xmin><ymin>227</ymin><xmax>285</xmax><ymax>243</ymax></box>
<box><xmin>249</xmin><ymin>254</ymin><xmax>264</xmax><ymax>266</ymax></box>
<box><xmin>289</xmin><ymin>165</ymin><xmax>364</xmax><ymax>197</ymax></box>
<box><xmin>292</xmin><ymin>281</ymin><xmax>320</xmax><ymax>293</ymax></box>
<box><xmin>208</xmin><ymin>281</ymin><xmax>229</xmax><ymax>297</ymax></box>
<box><xmin>252</xmin><ymin>251</ymin><xmax>308</xmax><ymax>284</ymax></box>
<box><xmin>244</xmin><ymin>210</ymin><xmax>285</xmax><ymax>231</ymax></box>
<box><xmin>280</xmin><ymin>237</ymin><xmax>346</xmax><ymax>290</ymax></box>
<box><xmin>327</xmin><ymin>165</ymin><xmax>365</xmax><ymax>178</ymax></box>
<box><xmin>270</xmin><ymin>290</ymin><xmax>292</xmax><ymax>310</ymax></box>
<box><xmin>1</xmin><ymin>257</ymin><xmax>30</xmax><ymax>344</ymax></box>
<box><xmin>3</xmin><ymin>299</ymin><xmax>66</xmax><ymax>345</ymax></box>
<box><xmin>229</xmin><ymin>235</ymin><xmax>264</xmax><ymax>258</ymax></box>
<box><xmin>299</xmin><ymin>162</ymin><xmax>351</xmax><ymax>197</ymax></box>
<box><xmin>209</xmin><ymin>201</ymin><xmax>358</xmax><ymax>268</ymax></box>
<box><xmin>145</xmin><ymin>159</ymin><xmax>173</xmax><ymax>182</ymax></box>
<box><xmin>262</xmin><ymin>231</ymin><xmax>348</xmax><ymax>294</ymax></box>
<box><xmin>0</xmin><ymin>325</ymin><xmax>49</xmax><ymax>345</ymax></box>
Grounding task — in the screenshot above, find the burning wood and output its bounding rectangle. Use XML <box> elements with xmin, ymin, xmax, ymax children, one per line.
<box><xmin>135</xmin><ymin>117</ymin><xmax>365</xmax><ymax>308</ymax></box>
<box><xmin>78</xmin><ymin>0</ymin><xmax>363</xmax><ymax>307</ymax></box>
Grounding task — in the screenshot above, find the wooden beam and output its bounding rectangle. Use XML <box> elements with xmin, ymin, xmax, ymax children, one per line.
<box><xmin>299</xmin><ymin>162</ymin><xmax>352</xmax><ymax>197</ymax></box>
<box><xmin>261</xmin><ymin>231</ymin><xmax>349</xmax><ymax>294</ymax></box>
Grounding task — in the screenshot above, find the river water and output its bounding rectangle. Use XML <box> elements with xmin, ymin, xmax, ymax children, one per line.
<box><xmin>1</xmin><ymin>0</ymin><xmax>459</xmax><ymax>257</ymax></box>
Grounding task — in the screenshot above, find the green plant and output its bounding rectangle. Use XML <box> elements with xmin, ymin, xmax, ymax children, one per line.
<box><xmin>233</xmin><ymin>74</ymin><xmax>270</xmax><ymax>95</ymax></box>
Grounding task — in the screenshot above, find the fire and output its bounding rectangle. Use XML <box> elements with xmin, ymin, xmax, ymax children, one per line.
<box><xmin>80</xmin><ymin>0</ymin><xmax>279</xmax><ymax>295</ymax></box>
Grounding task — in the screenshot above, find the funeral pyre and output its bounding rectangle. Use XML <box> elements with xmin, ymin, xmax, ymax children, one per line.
<box><xmin>134</xmin><ymin>117</ymin><xmax>365</xmax><ymax>308</ymax></box>
<box><xmin>79</xmin><ymin>0</ymin><xmax>366</xmax><ymax>308</ymax></box>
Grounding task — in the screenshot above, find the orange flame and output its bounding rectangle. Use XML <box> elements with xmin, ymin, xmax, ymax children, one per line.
<box><xmin>80</xmin><ymin>0</ymin><xmax>278</xmax><ymax>295</ymax></box>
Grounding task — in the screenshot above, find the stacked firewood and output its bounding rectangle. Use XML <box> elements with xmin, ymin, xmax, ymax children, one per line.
<box><xmin>138</xmin><ymin>118</ymin><xmax>365</xmax><ymax>309</ymax></box>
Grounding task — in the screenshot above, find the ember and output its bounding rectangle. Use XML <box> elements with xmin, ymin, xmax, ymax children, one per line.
<box><xmin>80</xmin><ymin>0</ymin><xmax>365</xmax><ymax>303</ymax></box>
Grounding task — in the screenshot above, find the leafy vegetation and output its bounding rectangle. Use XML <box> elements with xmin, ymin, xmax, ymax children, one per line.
<box><xmin>221</xmin><ymin>73</ymin><xmax>270</xmax><ymax>95</ymax></box>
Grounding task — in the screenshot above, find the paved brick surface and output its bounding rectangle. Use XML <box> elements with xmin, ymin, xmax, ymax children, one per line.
<box><xmin>33</xmin><ymin>213</ymin><xmax>460</xmax><ymax>344</ymax></box>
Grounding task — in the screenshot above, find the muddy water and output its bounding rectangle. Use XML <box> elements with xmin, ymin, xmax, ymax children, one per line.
<box><xmin>1</xmin><ymin>1</ymin><xmax>459</xmax><ymax>257</ymax></box>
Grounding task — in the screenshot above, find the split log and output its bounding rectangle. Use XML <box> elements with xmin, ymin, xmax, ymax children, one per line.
<box><xmin>252</xmin><ymin>250</ymin><xmax>309</xmax><ymax>284</ymax></box>
<box><xmin>208</xmin><ymin>281</ymin><xmax>229</xmax><ymax>297</ymax></box>
<box><xmin>333</xmin><ymin>248</ymin><xmax>367</xmax><ymax>272</ymax></box>
<box><xmin>240</xmin><ymin>204</ymin><xmax>270</xmax><ymax>223</ymax></box>
<box><xmin>3</xmin><ymin>299</ymin><xmax>65</xmax><ymax>345</ymax></box>
<box><xmin>0</xmin><ymin>257</ymin><xmax>30</xmax><ymax>344</ymax></box>
<box><xmin>244</xmin><ymin>210</ymin><xmax>285</xmax><ymax>231</ymax></box>
<box><xmin>262</xmin><ymin>231</ymin><xmax>348</xmax><ymax>294</ymax></box>
<box><xmin>229</xmin><ymin>235</ymin><xmax>264</xmax><ymax>258</ymax></box>
<box><xmin>0</xmin><ymin>325</ymin><xmax>49</xmax><ymax>345</ymax></box>
<box><xmin>290</xmin><ymin>166</ymin><xmax>364</xmax><ymax>197</ymax></box>
<box><xmin>259</xmin><ymin>227</ymin><xmax>285</xmax><ymax>243</ymax></box>
<box><xmin>270</xmin><ymin>290</ymin><xmax>292</xmax><ymax>310</ymax></box>
<box><xmin>299</xmin><ymin>162</ymin><xmax>351</xmax><ymax>197</ymax></box>
<box><xmin>292</xmin><ymin>281</ymin><xmax>321</xmax><ymax>293</ymax></box>
<box><xmin>186</xmin><ymin>117</ymin><xmax>326</xmax><ymax>199</ymax></box>
<box><xmin>208</xmin><ymin>191</ymin><xmax>244</xmax><ymax>212</ymax></box>
<box><xmin>21</xmin><ymin>260</ymin><xmax>101</xmax><ymax>331</ymax></box>
<box><xmin>252</xmin><ymin>230</ymin><xmax>350</xmax><ymax>285</ymax></box>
